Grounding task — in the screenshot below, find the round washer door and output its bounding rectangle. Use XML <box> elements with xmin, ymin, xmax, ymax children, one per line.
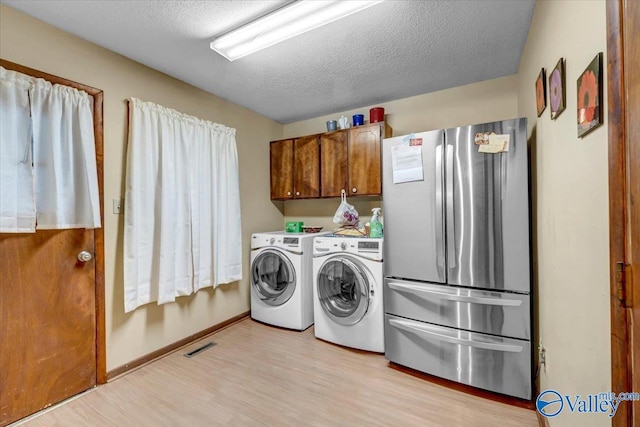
<box><xmin>316</xmin><ymin>256</ymin><xmax>370</xmax><ymax>326</ymax></box>
<box><xmin>251</xmin><ymin>249</ymin><xmax>296</xmax><ymax>306</ymax></box>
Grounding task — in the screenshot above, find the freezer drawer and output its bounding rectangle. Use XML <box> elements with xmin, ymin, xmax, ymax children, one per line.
<box><xmin>385</xmin><ymin>314</ymin><xmax>532</xmax><ymax>400</ymax></box>
<box><xmin>384</xmin><ymin>278</ymin><xmax>530</xmax><ymax>340</ymax></box>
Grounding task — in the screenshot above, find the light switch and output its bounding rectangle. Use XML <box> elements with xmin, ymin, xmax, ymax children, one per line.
<box><xmin>112</xmin><ymin>198</ymin><xmax>124</xmax><ymax>214</ymax></box>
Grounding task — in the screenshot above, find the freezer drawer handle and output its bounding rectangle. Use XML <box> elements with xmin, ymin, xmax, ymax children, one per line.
<box><xmin>388</xmin><ymin>318</ymin><xmax>524</xmax><ymax>353</ymax></box>
<box><xmin>387</xmin><ymin>282</ymin><xmax>522</xmax><ymax>307</ymax></box>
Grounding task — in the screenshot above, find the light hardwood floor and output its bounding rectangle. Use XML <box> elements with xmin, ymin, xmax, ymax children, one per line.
<box><xmin>18</xmin><ymin>318</ymin><xmax>538</xmax><ymax>426</ymax></box>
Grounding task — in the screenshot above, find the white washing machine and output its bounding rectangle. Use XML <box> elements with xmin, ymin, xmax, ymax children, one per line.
<box><xmin>312</xmin><ymin>235</ymin><xmax>384</xmax><ymax>352</ymax></box>
<box><xmin>250</xmin><ymin>231</ymin><xmax>329</xmax><ymax>331</ymax></box>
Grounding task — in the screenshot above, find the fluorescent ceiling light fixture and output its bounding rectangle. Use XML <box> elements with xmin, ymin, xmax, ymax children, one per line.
<box><xmin>210</xmin><ymin>0</ymin><xmax>384</xmax><ymax>61</ymax></box>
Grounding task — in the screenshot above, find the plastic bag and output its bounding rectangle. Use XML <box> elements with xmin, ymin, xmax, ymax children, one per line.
<box><xmin>333</xmin><ymin>190</ymin><xmax>359</xmax><ymax>226</ymax></box>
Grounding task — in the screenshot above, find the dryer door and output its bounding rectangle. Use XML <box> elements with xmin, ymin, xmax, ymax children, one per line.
<box><xmin>251</xmin><ymin>249</ymin><xmax>296</xmax><ymax>306</ymax></box>
<box><xmin>316</xmin><ymin>256</ymin><xmax>370</xmax><ymax>326</ymax></box>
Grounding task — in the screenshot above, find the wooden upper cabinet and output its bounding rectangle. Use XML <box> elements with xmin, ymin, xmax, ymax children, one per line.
<box><xmin>270</xmin><ymin>123</ymin><xmax>391</xmax><ymax>200</ymax></box>
<box><xmin>320</xmin><ymin>130</ymin><xmax>348</xmax><ymax>198</ymax></box>
<box><xmin>293</xmin><ymin>135</ymin><xmax>320</xmax><ymax>198</ymax></box>
<box><xmin>270</xmin><ymin>139</ymin><xmax>294</xmax><ymax>200</ymax></box>
<box><xmin>348</xmin><ymin>123</ymin><xmax>390</xmax><ymax>196</ymax></box>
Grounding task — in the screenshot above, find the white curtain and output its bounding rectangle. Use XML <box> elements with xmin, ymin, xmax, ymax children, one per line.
<box><xmin>124</xmin><ymin>98</ymin><xmax>242</xmax><ymax>313</ymax></box>
<box><xmin>30</xmin><ymin>77</ymin><xmax>101</xmax><ymax>229</ymax></box>
<box><xmin>0</xmin><ymin>68</ymin><xmax>35</xmax><ymax>232</ymax></box>
<box><xmin>191</xmin><ymin>123</ymin><xmax>243</xmax><ymax>291</ymax></box>
<box><xmin>0</xmin><ymin>66</ymin><xmax>100</xmax><ymax>232</ymax></box>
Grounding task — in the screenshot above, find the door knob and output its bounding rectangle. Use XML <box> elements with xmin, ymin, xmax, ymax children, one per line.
<box><xmin>352</xmin><ymin>188</ymin><xmax>357</xmax><ymax>193</ymax></box>
<box><xmin>296</xmin><ymin>191</ymin><xmax>300</xmax><ymax>196</ymax></box>
<box><xmin>77</xmin><ymin>251</ymin><xmax>92</xmax><ymax>262</ymax></box>
<box><xmin>287</xmin><ymin>191</ymin><xmax>292</xmax><ymax>196</ymax></box>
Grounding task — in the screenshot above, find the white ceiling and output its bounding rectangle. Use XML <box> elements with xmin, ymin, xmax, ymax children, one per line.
<box><xmin>2</xmin><ymin>0</ymin><xmax>535</xmax><ymax>124</ymax></box>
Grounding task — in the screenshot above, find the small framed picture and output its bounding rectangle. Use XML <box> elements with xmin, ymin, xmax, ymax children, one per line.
<box><xmin>549</xmin><ymin>58</ymin><xmax>566</xmax><ymax>120</ymax></box>
<box><xmin>535</xmin><ymin>68</ymin><xmax>547</xmax><ymax>117</ymax></box>
<box><xmin>577</xmin><ymin>52</ymin><xmax>603</xmax><ymax>138</ymax></box>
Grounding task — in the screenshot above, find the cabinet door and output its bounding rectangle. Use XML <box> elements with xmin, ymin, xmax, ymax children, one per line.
<box><xmin>270</xmin><ymin>139</ymin><xmax>294</xmax><ymax>200</ymax></box>
<box><xmin>320</xmin><ymin>130</ymin><xmax>348</xmax><ymax>197</ymax></box>
<box><xmin>348</xmin><ymin>123</ymin><xmax>382</xmax><ymax>196</ymax></box>
<box><xmin>293</xmin><ymin>135</ymin><xmax>320</xmax><ymax>198</ymax></box>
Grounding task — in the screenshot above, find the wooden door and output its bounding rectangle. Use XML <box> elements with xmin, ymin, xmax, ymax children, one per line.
<box><xmin>0</xmin><ymin>230</ymin><xmax>96</xmax><ymax>425</ymax></box>
<box><xmin>320</xmin><ymin>130</ymin><xmax>348</xmax><ymax>198</ymax></box>
<box><xmin>607</xmin><ymin>1</ymin><xmax>639</xmax><ymax>425</ymax></box>
<box><xmin>626</xmin><ymin>2</ymin><xmax>640</xmax><ymax>421</ymax></box>
<box><xmin>0</xmin><ymin>59</ymin><xmax>105</xmax><ymax>426</ymax></box>
<box><xmin>348</xmin><ymin>123</ymin><xmax>382</xmax><ymax>196</ymax></box>
<box><xmin>270</xmin><ymin>139</ymin><xmax>294</xmax><ymax>200</ymax></box>
<box><xmin>293</xmin><ymin>135</ymin><xmax>320</xmax><ymax>198</ymax></box>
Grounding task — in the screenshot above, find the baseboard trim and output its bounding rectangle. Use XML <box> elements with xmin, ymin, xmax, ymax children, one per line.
<box><xmin>536</xmin><ymin>411</ymin><xmax>549</xmax><ymax>427</ymax></box>
<box><xmin>106</xmin><ymin>311</ymin><xmax>250</xmax><ymax>381</ymax></box>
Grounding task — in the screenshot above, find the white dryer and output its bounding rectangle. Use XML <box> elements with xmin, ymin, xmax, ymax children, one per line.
<box><xmin>312</xmin><ymin>235</ymin><xmax>384</xmax><ymax>352</ymax></box>
<box><xmin>250</xmin><ymin>231</ymin><xmax>328</xmax><ymax>331</ymax></box>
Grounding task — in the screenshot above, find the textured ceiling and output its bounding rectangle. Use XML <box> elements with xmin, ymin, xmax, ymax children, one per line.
<box><xmin>1</xmin><ymin>0</ymin><xmax>535</xmax><ymax>124</ymax></box>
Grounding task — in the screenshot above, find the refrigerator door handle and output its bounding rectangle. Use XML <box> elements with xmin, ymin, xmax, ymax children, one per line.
<box><xmin>445</xmin><ymin>144</ymin><xmax>456</xmax><ymax>268</ymax></box>
<box><xmin>388</xmin><ymin>318</ymin><xmax>524</xmax><ymax>353</ymax></box>
<box><xmin>435</xmin><ymin>144</ymin><xmax>444</xmax><ymax>271</ymax></box>
<box><xmin>387</xmin><ymin>282</ymin><xmax>523</xmax><ymax>307</ymax></box>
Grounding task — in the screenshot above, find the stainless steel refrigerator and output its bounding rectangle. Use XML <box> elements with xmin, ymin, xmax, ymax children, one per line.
<box><xmin>382</xmin><ymin>118</ymin><xmax>532</xmax><ymax>400</ymax></box>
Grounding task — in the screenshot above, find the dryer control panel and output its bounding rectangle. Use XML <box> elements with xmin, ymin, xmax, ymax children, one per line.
<box><xmin>314</xmin><ymin>236</ymin><xmax>383</xmax><ymax>260</ymax></box>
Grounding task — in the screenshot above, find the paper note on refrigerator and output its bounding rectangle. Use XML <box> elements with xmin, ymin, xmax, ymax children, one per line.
<box><xmin>478</xmin><ymin>142</ymin><xmax>504</xmax><ymax>153</ymax></box>
<box><xmin>489</xmin><ymin>133</ymin><xmax>510</xmax><ymax>151</ymax></box>
<box><xmin>391</xmin><ymin>144</ymin><xmax>423</xmax><ymax>183</ymax></box>
<box><xmin>479</xmin><ymin>133</ymin><xmax>510</xmax><ymax>153</ymax></box>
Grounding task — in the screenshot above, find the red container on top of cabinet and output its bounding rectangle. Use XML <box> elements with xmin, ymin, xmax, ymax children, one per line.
<box><xmin>370</xmin><ymin>107</ymin><xmax>384</xmax><ymax>123</ymax></box>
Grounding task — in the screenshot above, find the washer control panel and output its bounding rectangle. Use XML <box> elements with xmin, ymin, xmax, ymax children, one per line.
<box><xmin>251</xmin><ymin>233</ymin><xmax>300</xmax><ymax>250</ymax></box>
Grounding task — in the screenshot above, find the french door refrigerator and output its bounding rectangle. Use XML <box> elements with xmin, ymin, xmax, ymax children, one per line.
<box><xmin>382</xmin><ymin>118</ymin><xmax>532</xmax><ymax>400</ymax></box>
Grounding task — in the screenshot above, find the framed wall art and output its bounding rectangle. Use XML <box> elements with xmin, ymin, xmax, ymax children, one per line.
<box><xmin>577</xmin><ymin>52</ymin><xmax>603</xmax><ymax>138</ymax></box>
<box><xmin>535</xmin><ymin>68</ymin><xmax>547</xmax><ymax>117</ymax></box>
<box><xmin>549</xmin><ymin>58</ymin><xmax>566</xmax><ymax>120</ymax></box>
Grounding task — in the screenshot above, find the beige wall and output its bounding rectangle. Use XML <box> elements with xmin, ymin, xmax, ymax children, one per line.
<box><xmin>1</xmin><ymin>3</ymin><xmax>614</xmax><ymax>418</ymax></box>
<box><xmin>0</xmin><ymin>5</ymin><xmax>284</xmax><ymax>371</ymax></box>
<box><xmin>283</xmin><ymin>75</ymin><xmax>519</xmax><ymax>229</ymax></box>
<box><xmin>517</xmin><ymin>1</ymin><xmax>610</xmax><ymax>426</ymax></box>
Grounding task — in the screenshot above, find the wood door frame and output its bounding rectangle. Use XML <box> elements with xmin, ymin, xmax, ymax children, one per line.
<box><xmin>0</xmin><ymin>58</ymin><xmax>107</xmax><ymax>384</ymax></box>
<box><xmin>607</xmin><ymin>1</ymin><xmax>638</xmax><ymax>426</ymax></box>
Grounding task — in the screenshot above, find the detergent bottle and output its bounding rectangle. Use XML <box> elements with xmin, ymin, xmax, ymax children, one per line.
<box><xmin>369</xmin><ymin>208</ymin><xmax>383</xmax><ymax>238</ymax></box>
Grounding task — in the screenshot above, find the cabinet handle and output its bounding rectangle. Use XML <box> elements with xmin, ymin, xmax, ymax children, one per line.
<box><xmin>352</xmin><ymin>188</ymin><xmax>357</xmax><ymax>193</ymax></box>
<box><xmin>287</xmin><ymin>191</ymin><xmax>292</xmax><ymax>196</ymax></box>
<box><xmin>296</xmin><ymin>191</ymin><xmax>300</xmax><ymax>196</ymax></box>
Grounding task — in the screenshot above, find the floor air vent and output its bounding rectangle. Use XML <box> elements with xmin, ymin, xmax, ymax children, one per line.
<box><xmin>183</xmin><ymin>341</ymin><xmax>217</xmax><ymax>358</ymax></box>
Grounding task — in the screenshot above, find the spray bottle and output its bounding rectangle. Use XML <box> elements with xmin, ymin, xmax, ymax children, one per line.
<box><xmin>370</xmin><ymin>208</ymin><xmax>383</xmax><ymax>238</ymax></box>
